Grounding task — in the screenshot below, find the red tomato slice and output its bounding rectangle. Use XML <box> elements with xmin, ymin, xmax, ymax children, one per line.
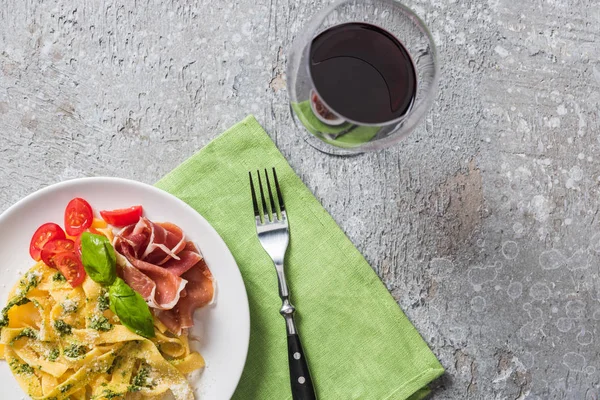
<box><xmin>41</xmin><ymin>239</ymin><xmax>76</xmax><ymax>268</ymax></box>
<box><xmin>64</xmin><ymin>198</ymin><xmax>93</xmax><ymax>236</ymax></box>
<box><xmin>53</xmin><ymin>252</ymin><xmax>86</xmax><ymax>287</ymax></box>
<box><xmin>29</xmin><ymin>223</ymin><xmax>66</xmax><ymax>261</ymax></box>
<box><xmin>100</xmin><ymin>205</ymin><xmax>143</xmax><ymax>227</ymax></box>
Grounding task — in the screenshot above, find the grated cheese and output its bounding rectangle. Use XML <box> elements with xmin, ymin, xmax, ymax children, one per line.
<box><xmin>61</xmin><ymin>299</ymin><xmax>78</xmax><ymax>313</ymax></box>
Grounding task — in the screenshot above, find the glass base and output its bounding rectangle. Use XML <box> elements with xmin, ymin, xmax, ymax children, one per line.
<box><xmin>300</xmin><ymin>130</ymin><xmax>364</xmax><ymax>156</ymax></box>
<box><xmin>289</xmin><ymin>106</ymin><xmax>364</xmax><ymax>156</ymax></box>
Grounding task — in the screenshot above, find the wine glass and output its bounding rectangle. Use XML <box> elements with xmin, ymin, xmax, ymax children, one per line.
<box><xmin>287</xmin><ymin>0</ymin><xmax>439</xmax><ymax>155</ymax></box>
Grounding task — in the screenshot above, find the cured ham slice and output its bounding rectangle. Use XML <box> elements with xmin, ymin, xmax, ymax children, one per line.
<box><xmin>114</xmin><ymin>218</ymin><xmax>186</xmax><ymax>265</ymax></box>
<box><xmin>115</xmin><ymin>219</ymin><xmax>151</xmax><ymax>258</ymax></box>
<box><xmin>115</xmin><ymin>252</ymin><xmax>156</xmax><ymax>299</ymax></box>
<box><xmin>113</xmin><ymin>217</ymin><xmax>215</xmax><ymax>335</ymax></box>
<box><xmin>142</xmin><ymin>221</ymin><xmax>186</xmax><ymax>265</ymax></box>
<box><xmin>116</xmin><ymin>245</ymin><xmax>187</xmax><ymax>310</ymax></box>
<box><xmin>178</xmin><ymin>258</ymin><xmax>215</xmax><ymax>328</ymax></box>
<box><xmin>154</xmin><ymin>258</ymin><xmax>215</xmax><ymax>335</ymax></box>
<box><xmin>163</xmin><ymin>251</ymin><xmax>202</xmax><ymax>277</ymax></box>
<box><xmin>128</xmin><ymin>259</ymin><xmax>187</xmax><ymax>310</ymax></box>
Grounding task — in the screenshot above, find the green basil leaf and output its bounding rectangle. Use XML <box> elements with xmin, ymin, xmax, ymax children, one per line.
<box><xmin>80</xmin><ymin>232</ymin><xmax>117</xmax><ymax>286</ymax></box>
<box><xmin>109</xmin><ymin>278</ymin><xmax>154</xmax><ymax>338</ymax></box>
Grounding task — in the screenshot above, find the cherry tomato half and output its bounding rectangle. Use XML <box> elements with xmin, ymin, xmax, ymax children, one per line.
<box><xmin>64</xmin><ymin>198</ymin><xmax>93</xmax><ymax>236</ymax></box>
<box><xmin>100</xmin><ymin>205</ymin><xmax>143</xmax><ymax>227</ymax></box>
<box><xmin>29</xmin><ymin>223</ymin><xmax>66</xmax><ymax>261</ymax></box>
<box><xmin>53</xmin><ymin>252</ymin><xmax>86</xmax><ymax>287</ymax></box>
<box><xmin>41</xmin><ymin>239</ymin><xmax>76</xmax><ymax>268</ymax></box>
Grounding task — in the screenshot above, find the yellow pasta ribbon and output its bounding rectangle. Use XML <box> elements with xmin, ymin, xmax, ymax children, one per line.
<box><xmin>0</xmin><ymin>263</ymin><xmax>205</xmax><ymax>399</ymax></box>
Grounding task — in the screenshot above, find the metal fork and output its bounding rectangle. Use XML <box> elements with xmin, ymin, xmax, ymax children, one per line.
<box><xmin>249</xmin><ymin>168</ymin><xmax>317</xmax><ymax>400</ymax></box>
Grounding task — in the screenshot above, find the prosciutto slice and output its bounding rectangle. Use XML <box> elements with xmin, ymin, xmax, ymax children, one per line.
<box><xmin>119</xmin><ymin>246</ymin><xmax>188</xmax><ymax>310</ymax></box>
<box><xmin>142</xmin><ymin>221</ymin><xmax>186</xmax><ymax>265</ymax></box>
<box><xmin>116</xmin><ymin>218</ymin><xmax>186</xmax><ymax>264</ymax></box>
<box><xmin>115</xmin><ymin>252</ymin><xmax>156</xmax><ymax>299</ymax></box>
<box><xmin>115</xmin><ymin>219</ymin><xmax>150</xmax><ymax>259</ymax></box>
<box><xmin>177</xmin><ymin>258</ymin><xmax>215</xmax><ymax>327</ymax></box>
<box><xmin>113</xmin><ymin>219</ymin><xmax>215</xmax><ymax>334</ymax></box>
<box><xmin>163</xmin><ymin>251</ymin><xmax>203</xmax><ymax>277</ymax></box>
<box><xmin>154</xmin><ymin>256</ymin><xmax>215</xmax><ymax>335</ymax></box>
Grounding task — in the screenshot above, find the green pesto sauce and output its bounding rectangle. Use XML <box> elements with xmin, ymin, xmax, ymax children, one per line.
<box><xmin>128</xmin><ymin>364</ymin><xmax>154</xmax><ymax>392</ymax></box>
<box><xmin>53</xmin><ymin>319</ymin><xmax>72</xmax><ymax>336</ymax></box>
<box><xmin>97</xmin><ymin>289</ymin><xmax>110</xmax><ymax>312</ymax></box>
<box><xmin>89</xmin><ymin>314</ymin><xmax>113</xmax><ymax>332</ymax></box>
<box><xmin>10</xmin><ymin>327</ymin><xmax>37</xmax><ymax>344</ymax></box>
<box><xmin>9</xmin><ymin>359</ymin><xmax>34</xmax><ymax>375</ymax></box>
<box><xmin>48</xmin><ymin>348</ymin><xmax>60</xmax><ymax>362</ymax></box>
<box><xmin>63</xmin><ymin>344</ymin><xmax>87</xmax><ymax>359</ymax></box>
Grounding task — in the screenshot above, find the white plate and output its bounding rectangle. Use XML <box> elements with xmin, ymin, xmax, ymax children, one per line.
<box><xmin>0</xmin><ymin>177</ymin><xmax>250</xmax><ymax>399</ymax></box>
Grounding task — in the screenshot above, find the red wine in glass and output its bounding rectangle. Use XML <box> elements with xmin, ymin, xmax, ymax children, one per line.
<box><xmin>309</xmin><ymin>22</ymin><xmax>417</xmax><ymax>125</ymax></box>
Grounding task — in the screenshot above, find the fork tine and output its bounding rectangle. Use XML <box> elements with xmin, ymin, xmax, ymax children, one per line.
<box><xmin>264</xmin><ymin>168</ymin><xmax>278</xmax><ymax>220</ymax></box>
<box><xmin>272</xmin><ymin>168</ymin><xmax>286</xmax><ymax>214</ymax></box>
<box><xmin>256</xmin><ymin>170</ymin><xmax>270</xmax><ymax>222</ymax></box>
<box><xmin>248</xmin><ymin>171</ymin><xmax>260</xmax><ymax>218</ymax></box>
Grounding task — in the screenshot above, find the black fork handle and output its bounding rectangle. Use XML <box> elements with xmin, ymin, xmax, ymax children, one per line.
<box><xmin>287</xmin><ymin>332</ymin><xmax>317</xmax><ymax>400</ymax></box>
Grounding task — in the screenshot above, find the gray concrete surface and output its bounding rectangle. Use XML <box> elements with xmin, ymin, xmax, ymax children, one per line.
<box><xmin>1</xmin><ymin>0</ymin><xmax>600</xmax><ymax>399</ymax></box>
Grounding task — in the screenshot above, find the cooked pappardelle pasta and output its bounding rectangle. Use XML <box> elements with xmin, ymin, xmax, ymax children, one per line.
<box><xmin>0</xmin><ymin>262</ymin><xmax>204</xmax><ymax>400</ymax></box>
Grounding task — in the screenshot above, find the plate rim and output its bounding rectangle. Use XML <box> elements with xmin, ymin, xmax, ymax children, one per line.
<box><xmin>0</xmin><ymin>176</ymin><xmax>250</xmax><ymax>399</ymax></box>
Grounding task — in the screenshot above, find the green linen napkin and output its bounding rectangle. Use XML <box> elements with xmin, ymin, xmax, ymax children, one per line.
<box><xmin>155</xmin><ymin>116</ymin><xmax>443</xmax><ymax>400</ymax></box>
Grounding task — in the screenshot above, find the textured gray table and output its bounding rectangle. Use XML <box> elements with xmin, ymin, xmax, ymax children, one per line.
<box><xmin>1</xmin><ymin>1</ymin><xmax>599</xmax><ymax>399</ymax></box>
